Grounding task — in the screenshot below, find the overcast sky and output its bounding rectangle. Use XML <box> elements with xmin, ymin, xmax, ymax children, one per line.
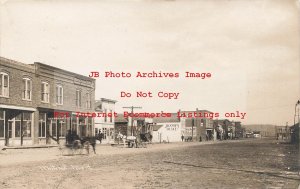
<box><xmin>0</xmin><ymin>0</ymin><xmax>299</xmax><ymax>125</ymax></box>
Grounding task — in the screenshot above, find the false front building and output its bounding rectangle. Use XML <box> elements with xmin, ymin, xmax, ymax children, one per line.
<box><xmin>94</xmin><ymin>98</ymin><xmax>117</xmax><ymax>144</ymax></box>
<box><xmin>0</xmin><ymin>57</ymin><xmax>95</xmax><ymax>146</ymax></box>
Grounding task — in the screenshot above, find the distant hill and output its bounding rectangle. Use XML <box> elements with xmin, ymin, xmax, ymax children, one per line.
<box><xmin>243</xmin><ymin>124</ymin><xmax>280</xmax><ymax>137</ymax></box>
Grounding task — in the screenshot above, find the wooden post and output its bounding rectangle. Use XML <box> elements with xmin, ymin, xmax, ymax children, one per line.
<box><xmin>4</xmin><ymin>110</ymin><xmax>8</xmax><ymax>146</ymax></box>
<box><xmin>21</xmin><ymin>113</ymin><xmax>24</xmax><ymax>146</ymax></box>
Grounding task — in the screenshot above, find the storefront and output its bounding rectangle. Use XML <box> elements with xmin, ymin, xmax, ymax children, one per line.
<box><xmin>37</xmin><ymin>109</ymin><xmax>93</xmax><ymax>145</ymax></box>
<box><xmin>95</xmin><ymin>125</ymin><xmax>114</xmax><ymax>143</ymax></box>
<box><xmin>0</xmin><ymin>106</ymin><xmax>35</xmax><ymax>146</ymax></box>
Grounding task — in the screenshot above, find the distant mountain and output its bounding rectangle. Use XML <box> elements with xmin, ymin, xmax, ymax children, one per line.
<box><xmin>243</xmin><ymin>124</ymin><xmax>280</xmax><ymax>137</ymax></box>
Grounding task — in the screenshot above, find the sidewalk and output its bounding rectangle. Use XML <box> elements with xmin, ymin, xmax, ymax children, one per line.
<box><xmin>0</xmin><ymin>140</ymin><xmax>239</xmax><ymax>167</ymax></box>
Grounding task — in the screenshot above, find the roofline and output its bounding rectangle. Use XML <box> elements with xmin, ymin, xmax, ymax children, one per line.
<box><xmin>34</xmin><ymin>62</ymin><xmax>95</xmax><ymax>81</ymax></box>
<box><xmin>96</xmin><ymin>98</ymin><xmax>117</xmax><ymax>103</ymax></box>
<box><xmin>0</xmin><ymin>56</ymin><xmax>35</xmax><ymax>70</ymax></box>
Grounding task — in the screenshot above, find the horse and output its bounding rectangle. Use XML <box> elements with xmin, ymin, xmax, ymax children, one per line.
<box><xmin>140</xmin><ymin>132</ymin><xmax>153</xmax><ymax>143</ymax></box>
<box><xmin>79</xmin><ymin>136</ymin><xmax>97</xmax><ymax>154</ymax></box>
<box><xmin>184</xmin><ymin>136</ymin><xmax>192</xmax><ymax>142</ymax></box>
<box><xmin>65</xmin><ymin>131</ymin><xmax>100</xmax><ymax>154</ymax></box>
<box><xmin>116</xmin><ymin>133</ymin><xmax>139</xmax><ymax>148</ymax></box>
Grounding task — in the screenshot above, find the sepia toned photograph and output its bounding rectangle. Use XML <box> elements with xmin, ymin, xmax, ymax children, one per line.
<box><xmin>0</xmin><ymin>0</ymin><xmax>299</xmax><ymax>188</ymax></box>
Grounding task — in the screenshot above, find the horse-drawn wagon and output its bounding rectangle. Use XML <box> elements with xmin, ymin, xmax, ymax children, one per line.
<box><xmin>58</xmin><ymin>131</ymin><xmax>98</xmax><ymax>155</ymax></box>
<box><xmin>116</xmin><ymin>132</ymin><xmax>152</xmax><ymax>148</ymax></box>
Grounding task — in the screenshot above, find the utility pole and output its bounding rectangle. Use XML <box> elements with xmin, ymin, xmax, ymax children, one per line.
<box><xmin>122</xmin><ymin>106</ymin><xmax>142</xmax><ymax>136</ymax></box>
<box><xmin>294</xmin><ymin>100</ymin><xmax>300</xmax><ymax>127</ymax></box>
<box><xmin>295</xmin><ymin>100</ymin><xmax>300</xmax><ymax>144</ymax></box>
<box><xmin>192</xmin><ymin>118</ymin><xmax>194</xmax><ymax>141</ymax></box>
<box><xmin>294</xmin><ymin>100</ymin><xmax>300</xmax><ymax>176</ymax></box>
<box><xmin>286</xmin><ymin>122</ymin><xmax>288</xmax><ymax>140</ymax></box>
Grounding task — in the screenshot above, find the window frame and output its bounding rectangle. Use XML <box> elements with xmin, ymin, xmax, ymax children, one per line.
<box><xmin>56</xmin><ymin>84</ymin><xmax>63</xmax><ymax>105</ymax></box>
<box><xmin>38</xmin><ymin>113</ymin><xmax>47</xmax><ymax>138</ymax></box>
<box><xmin>75</xmin><ymin>89</ymin><xmax>82</xmax><ymax>107</ymax></box>
<box><xmin>41</xmin><ymin>82</ymin><xmax>50</xmax><ymax>103</ymax></box>
<box><xmin>0</xmin><ymin>72</ymin><xmax>9</xmax><ymax>98</ymax></box>
<box><xmin>86</xmin><ymin>93</ymin><xmax>91</xmax><ymax>109</ymax></box>
<box><xmin>22</xmin><ymin>112</ymin><xmax>32</xmax><ymax>138</ymax></box>
<box><xmin>0</xmin><ymin>110</ymin><xmax>5</xmax><ymax>138</ymax></box>
<box><xmin>22</xmin><ymin>78</ymin><xmax>32</xmax><ymax>101</ymax></box>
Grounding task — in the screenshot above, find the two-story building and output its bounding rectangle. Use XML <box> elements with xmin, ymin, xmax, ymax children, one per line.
<box><xmin>275</xmin><ymin>126</ymin><xmax>290</xmax><ymax>140</ymax></box>
<box><xmin>0</xmin><ymin>57</ymin><xmax>96</xmax><ymax>146</ymax></box>
<box><xmin>213</xmin><ymin>119</ymin><xmax>235</xmax><ymax>140</ymax></box>
<box><xmin>94</xmin><ymin>98</ymin><xmax>117</xmax><ymax>143</ymax></box>
<box><xmin>180</xmin><ymin>109</ymin><xmax>214</xmax><ymax>141</ymax></box>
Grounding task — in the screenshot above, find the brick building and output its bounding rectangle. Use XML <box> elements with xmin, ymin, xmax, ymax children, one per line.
<box><xmin>213</xmin><ymin>119</ymin><xmax>236</xmax><ymax>140</ymax></box>
<box><xmin>0</xmin><ymin>57</ymin><xmax>95</xmax><ymax>146</ymax></box>
<box><xmin>180</xmin><ymin>109</ymin><xmax>214</xmax><ymax>141</ymax></box>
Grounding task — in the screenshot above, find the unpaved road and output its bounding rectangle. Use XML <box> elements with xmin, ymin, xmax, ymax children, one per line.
<box><xmin>0</xmin><ymin>139</ymin><xmax>299</xmax><ymax>189</ymax></box>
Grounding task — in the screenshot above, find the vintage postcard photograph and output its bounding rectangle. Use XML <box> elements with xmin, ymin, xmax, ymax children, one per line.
<box><xmin>0</xmin><ymin>0</ymin><xmax>299</xmax><ymax>188</ymax></box>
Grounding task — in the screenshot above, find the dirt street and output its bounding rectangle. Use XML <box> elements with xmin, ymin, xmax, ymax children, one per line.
<box><xmin>0</xmin><ymin>139</ymin><xmax>299</xmax><ymax>189</ymax></box>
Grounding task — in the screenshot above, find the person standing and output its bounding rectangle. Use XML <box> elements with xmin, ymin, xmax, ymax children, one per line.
<box><xmin>181</xmin><ymin>135</ymin><xmax>184</xmax><ymax>142</ymax></box>
<box><xmin>98</xmin><ymin>131</ymin><xmax>103</xmax><ymax>144</ymax></box>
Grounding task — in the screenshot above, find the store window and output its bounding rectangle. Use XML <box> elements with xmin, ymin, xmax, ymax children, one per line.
<box><xmin>59</xmin><ymin>120</ymin><xmax>66</xmax><ymax>137</ymax></box>
<box><xmin>52</xmin><ymin>120</ymin><xmax>57</xmax><ymax>138</ymax></box>
<box><xmin>71</xmin><ymin>115</ymin><xmax>77</xmax><ymax>133</ymax></box>
<box><xmin>0</xmin><ymin>110</ymin><xmax>4</xmax><ymax>138</ymax></box>
<box><xmin>39</xmin><ymin>113</ymin><xmax>46</xmax><ymax>138</ymax></box>
<box><xmin>23</xmin><ymin>112</ymin><xmax>32</xmax><ymax>137</ymax></box>
<box><xmin>79</xmin><ymin>117</ymin><xmax>86</xmax><ymax>137</ymax></box>
<box><xmin>51</xmin><ymin>118</ymin><xmax>67</xmax><ymax>138</ymax></box>
<box><xmin>15</xmin><ymin>114</ymin><xmax>21</xmax><ymax>137</ymax></box>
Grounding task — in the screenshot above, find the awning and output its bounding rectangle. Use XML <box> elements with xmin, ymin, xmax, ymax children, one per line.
<box><xmin>0</xmin><ymin>104</ymin><xmax>36</xmax><ymax>112</ymax></box>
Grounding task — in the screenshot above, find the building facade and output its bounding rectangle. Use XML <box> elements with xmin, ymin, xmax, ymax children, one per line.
<box><xmin>0</xmin><ymin>57</ymin><xmax>95</xmax><ymax>146</ymax></box>
<box><xmin>181</xmin><ymin>109</ymin><xmax>214</xmax><ymax>141</ymax></box>
<box><xmin>275</xmin><ymin>126</ymin><xmax>290</xmax><ymax>140</ymax></box>
<box><xmin>213</xmin><ymin>119</ymin><xmax>236</xmax><ymax>140</ymax></box>
<box><xmin>94</xmin><ymin>98</ymin><xmax>117</xmax><ymax>143</ymax></box>
<box><xmin>152</xmin><ymin>113</ymin><xmax>183</xmax><ymax>143</ymax></box>
<box><xmin>290</xmin><ymin>123</ymin><xmax>299</xmax><ymax>144</ymax></box>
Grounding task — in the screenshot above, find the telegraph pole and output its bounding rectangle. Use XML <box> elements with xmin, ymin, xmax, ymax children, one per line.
<box><xmin>294</xmin><ymin>100</ymin><xmax>300</xmax><ymax>127</ymax></box>
<box><xmin>294</xmin><ymin>100</ymin><xmax>300</xmax><ymax>176</ymax></box>
<box><xmin>295</xmin><ymin>100</ymin><xmax>300</xmax><ymax>144</ymax></box>
<box><xmin>122</xmin><ymin>106</ymin><xmax>142</xmax><ymax>136</ymax></box>
<box><xmin>192</xmin><ymin>118</ymin><xmax>194</xmax><ymax>141</ymax></box>
<box><xmin>286</xmin><ymin>122</ymin><xmax>288</xmax><ymax>140</ymax></box>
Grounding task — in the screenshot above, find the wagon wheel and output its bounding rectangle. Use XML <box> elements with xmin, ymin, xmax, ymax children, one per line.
<box><xmin>59</xmin><ymin>144</ymin><xmax>74</xmax><ymax>156</ymax></box>
<box><xmin>71</xmin><ymin>140</ymin><xmax>83</xmax><ymax>155</ymax></box>
<box><xmin>128</xmin><ymin>141</ymin><xmax>134</xmax><ymax>148</ymax></box>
